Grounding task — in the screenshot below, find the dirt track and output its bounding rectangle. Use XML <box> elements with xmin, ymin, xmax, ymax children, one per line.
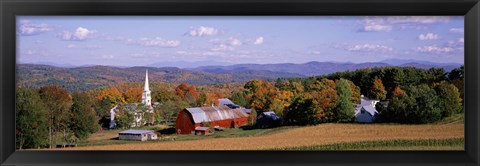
<box><xmin>63</xmin><ymin>123</ymin><xmax>464</xmax><ymax>150</ymax></box>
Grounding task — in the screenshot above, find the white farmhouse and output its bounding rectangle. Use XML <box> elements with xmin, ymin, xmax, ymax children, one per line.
<box><xmin>354</xmin><ymin>95</ymin><xmax>380</xmax><ymax>123</ymax></box>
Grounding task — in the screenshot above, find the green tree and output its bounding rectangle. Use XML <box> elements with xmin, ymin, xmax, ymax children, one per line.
<box><xmin>448</xmin><ymin>65</ymin><xmax>464</xmax><ymax>81</ymax></box>
<box><xmin>286</xmin><ymin>93</ymin><xmax>320</xmax><ymax>125</ymax></box>
<box><xmin>39</xmin><ymin>85</ymin><xmax>73</xmax><ymax>148</ymax></box>
<box><xmin>334</xmin><ymin>78</ymin><xmax>355</xmax><ymax>122</ymax></box>
<box><xmin>434</xmin><ymin>81</ymin><xmax>462</xmax><ymax>117</ymax></box>
<box><xmin>155</xmin><ymin>100</ymin><xmax>189</xmax><ymax>124</ymax></box>
<box><xmin>406</xmin><ymin>84</ymin><xmax>441</xmax><ymax>123</ymax></box>
<box><xmin>16</xmin><ymin>88</ymin><xmax>49</xmax><ymax>149</ymax></box>
<box><xmin>70</xmin><ymin>92</ymin><xmax>100</xmax><ymax>141</ymax></box>
<box><xmin>114</xmin><ymin>108</ymin><xmax>134</xmax><ymax>129</ymax></box>
<box><xmin>383</xmin><ymin>84</ymin><xmax>441</xmax><ymax>124</ymax></box>
<box><xmin>448</xmin><ymin>66</ymin><xmax>464</xmax><ymax>105</ymax></box>
<box><xmin>195</xmin><ymin>92</ymin><xmax>208</xmax><ymax>107</ymax></box>
<box><xmin>231</xmin><ymin>90</ymin><xmax>248</xmax><ymax>107</ymax></box>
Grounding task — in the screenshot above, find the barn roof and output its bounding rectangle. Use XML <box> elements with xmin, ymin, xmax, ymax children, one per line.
<box><xmin>119</xmin><ymin>129</ymin><xmax>155</xmax><ymax>134</ymax></box>
<box><xmin>185</xmin><ymin>105</ymin><xmax>249</xmax><ymax>123</ymax></box>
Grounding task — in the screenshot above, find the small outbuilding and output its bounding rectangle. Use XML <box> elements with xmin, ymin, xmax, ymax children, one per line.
<box><xmin>118</xmin><ymin>129</ymin><xmax>158</xmax><ymax>141</ymax></box>
<box><xmin>194</xmin><ymin>127</ymin><xmax>210</xmax><ymax>135</ymax></box>
<box><xmin>256</xmin><ymin>111</ymin><xmax>282</xmax><ymax>128</ymax></box>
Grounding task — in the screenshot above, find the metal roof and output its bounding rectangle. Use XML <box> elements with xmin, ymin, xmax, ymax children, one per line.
<box><xmin>218</xmin><ymin>98</ymin><xmax>235</xmax><ymax>106</ymax></box>
<box><xmin>356</xmin><ymin>105</ymin><xmax>378</xmax><ymax>116</ymax></box>
<box><xmin>185</xmin><ymin>105</ymin><xmax>249</xmax><ymax>123</ymax></box>
<box><xmin>260</xmin><ymin>111</ymin><xmax>281</xmax><ymax>120</ymax></box>
<box><xmin>195</xmin><ymin>127</ymin><xmax>210</xmax><ymax>131</ymax></box>
<box><xmin>119</xmin><ymin>129</ymin><xmax>155</xmax><ymax>134</ymax></box>
<box><xmin>360</xmin><ymin>97</ymin><xmax>379</xmax><ymax>107</ymax></box>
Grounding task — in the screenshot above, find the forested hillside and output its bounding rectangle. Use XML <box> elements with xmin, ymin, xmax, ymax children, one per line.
<box><xmin>17</xmin><ymin>64</ymin><xmax>303</xmax><ymax>92</ymax></box>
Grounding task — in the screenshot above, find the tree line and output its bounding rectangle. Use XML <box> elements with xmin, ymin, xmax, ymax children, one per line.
<box><xmin>235</xmin><ymin>66</ymin><xmax>463</xmax><ymax>126</ymax></box>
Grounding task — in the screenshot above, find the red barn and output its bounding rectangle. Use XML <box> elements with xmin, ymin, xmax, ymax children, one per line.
<box><xmin>175</xmin><ymin>105</ymin><xmax>249</xmax><ymax>134</ymax></box>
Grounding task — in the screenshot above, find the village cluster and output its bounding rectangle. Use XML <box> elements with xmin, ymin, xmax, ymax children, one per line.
<box><xmin>113</xmin><ymin>70</ymin><xmax>380</xmax><ymax>141</ymax></box>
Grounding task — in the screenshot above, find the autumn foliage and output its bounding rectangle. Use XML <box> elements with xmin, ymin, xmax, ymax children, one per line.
<box><xmin>175</xmin><ymin>83</ymin><xmax>199</xmax><ymax>104</ymax></box>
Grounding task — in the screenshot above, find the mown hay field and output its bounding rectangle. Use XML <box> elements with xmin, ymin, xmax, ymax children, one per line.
<box><xmin>64</xmin><ymin>123</ymin><xmax>464</xmax><ymax>150</ymax></box>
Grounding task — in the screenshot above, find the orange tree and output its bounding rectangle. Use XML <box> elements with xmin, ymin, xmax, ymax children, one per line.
<box><xmin>175</xmin><ymin>83</ymin><xmax>199</xmax><ymax>105</ymax></box>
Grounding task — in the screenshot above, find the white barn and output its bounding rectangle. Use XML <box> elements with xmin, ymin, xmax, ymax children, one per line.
<box><xmin>354</xmin><ymin>95</ymin><xmax>380</xmax><ymax>123</ymax></box>
<box><xmin>118</xmin><ymin>129</ymin><xmax>158</xmax><ymax>141</ymax></box>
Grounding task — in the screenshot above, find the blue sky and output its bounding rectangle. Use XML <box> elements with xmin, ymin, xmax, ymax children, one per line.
<box><xmin>17</xmin><ymin>16</ymin><xmax>464</xmax><ymax>67</ymax></box>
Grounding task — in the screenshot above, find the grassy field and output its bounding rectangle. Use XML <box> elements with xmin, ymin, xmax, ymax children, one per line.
<box><xmin>77</xmin><ymin>124</ymin><xmax>300</xmax><ymax>147</ymax></box>
<box><xmin>269</xmin><ymin>138</ymin><xmax>464</xmax><ymax>150</ymax></box>
<box><xmin>62</xmin><ymin>123</ymin><xmax>464</xmax><ymax>150</ymax></box>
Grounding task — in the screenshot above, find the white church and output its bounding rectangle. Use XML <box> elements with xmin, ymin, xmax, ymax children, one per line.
<box><xmin>109</xmin><ymin>70</ymin><xmax>157</xmax><ymax>128</ymax></box>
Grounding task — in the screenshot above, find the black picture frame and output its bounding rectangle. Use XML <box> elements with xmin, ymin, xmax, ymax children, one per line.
<box><xmin>1</xmin><ymin>0</ymin><xmax>479</xmax><ymax>166</ymax></box>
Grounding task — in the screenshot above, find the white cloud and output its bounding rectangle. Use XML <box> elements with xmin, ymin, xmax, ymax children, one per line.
<box><xmin>306</xmin><ymin>51</ymin><xmax>321</xmax><ymax>55</ymax></box>
<box><xmin>211</xmin><ymin>44</ymin><xmax>234</xmax><ymax>51</ymax></box>
<box><xmin>386</xmin><ymin>16</ymin><xmax>451</xmax><ymax>24</ymax></box>
<box><xmin>57</xmin><ymin>27</ymin><xmax>97</xmax><ymax>41</ymax></box>
<box><xmin>418</xmin><ymin>33</ymin><xmax>439</xmax><ymax>41</ymax></box>
<box><xmin>25</xmin><ymin>50</ymin><xmax>34</xmax><ymax>55</ymax></box>
<box><xmin>101</xmin><ymin>54</ymin><xmax>114</xmax><ymax>59</ymax></box>
<box><xmin>346</xmin><ymin>44</ymin><xmax>393</xmax><ymax>52</ymax></box>
<box><xmin>202</xmin><ymin>52</ymin><xmax>225</xmax><ymax>56</ymax></box>
<box><xmin>449</xmin><ymin>28</ymin><xmax>464</xmax><ymax>34</ymax></box>
<box><xmin>229</xmin><ymin>38</ymin><xmax>243</xmax><ymax>46</ymax></box>
<box><xmin>127</xmin><ymin>37</ymin><xmax>181</xmax><ymax>47</ymax></box>
<box><xmin>175</xmin><ymin>50</ymin><xmax>189</xmax><ymax>55</ymax></box>
<box><xmin>253</xmin><ymin>36</ymin><xmax>264</xmax><ymax>45</ymax></box>
<box><xmin>359</xmin><ymin>16</ymin><xmax>453</xmax><ymax>32</ymax></box>
<box><xmin>66</xmin><ymin>44</ymin><xmax>102</xmax><ymax>49</ymax></box>
<box><xmin>363</xmin><ymin>25</ymin><xmax>392</xmax><ymax>32</ymax></box>
<box><xmin>361</xmin><ymin>17</ymin><xmax>392</xmax><ymax>32</ymax></box>
<box><xmin>187</xmin><ymin>26</ymin><xmax>220</xmax><ymax>37</ymax></box>
<box><xmin>17</xmin><ymin>22</ymin><xmax>53</xmax><ymax>36</ymax></box>
<box><xmin>446</xmin><ymin>38</ymin><xmax>464</xmax><ymax>47</ymax></box>
<box><xmin>416</xmin><ymin>46</ymin><xmax>455</xmax><ymax>54</ymax></box>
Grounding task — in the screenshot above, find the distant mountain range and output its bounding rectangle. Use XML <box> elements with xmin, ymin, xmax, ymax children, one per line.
<box><xmin>193</xmin><ymin>60</ymin><xmax>462</xmax><ymax>76</ymax></box>
<box><xmin>147</xmin><ymin>60</ymin><xmax>233</xmax><ymax>69</ymax></box>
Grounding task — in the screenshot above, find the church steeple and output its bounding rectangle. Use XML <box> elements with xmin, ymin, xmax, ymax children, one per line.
<box><xmin>142</xmin><ymin>69</ymin><xmax>151</xmax><ymax>106</ymax></box>
<box><xmin>144</xmin><ymin>69</ymin><xmax>150</xmax><ymax>91</ymax></box>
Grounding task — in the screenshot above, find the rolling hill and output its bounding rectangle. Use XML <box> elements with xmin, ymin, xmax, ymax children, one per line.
<box><xmin>17</xmin><ymin>64</ymin><xmax>303</xmax><ymax>92</ymax></box>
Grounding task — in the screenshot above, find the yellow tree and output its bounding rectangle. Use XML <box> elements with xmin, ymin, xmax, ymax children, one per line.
<box><xmin>371</xmin><ymin>79</ymin><xmax>387</xmax><ymax>100</ymax></box>
<box><xmin>269</xmin><ymin>90</ymin><xmax>294</xmax><ymax>117</ymax></box>
<box><xmin>244</xmin><ymin>80</ymin><xmax>276</xmax><ymax>113</ymax></box>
